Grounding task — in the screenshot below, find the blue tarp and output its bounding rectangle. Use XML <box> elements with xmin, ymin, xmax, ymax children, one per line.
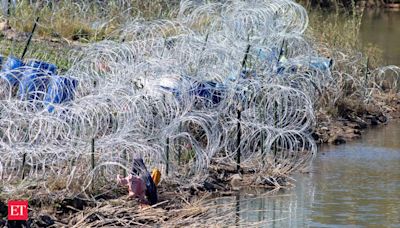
<box><xmin>1</xmin><ymin>56</ymin><xmax>25</xmax><ymax>86</ymax></box>
<box><xmin>18</xmin><ymin>60</ymin><xmax>57</xmax><ymax>101</ymax></box>
<box><xmin>44</xmin><ymin>76</ymin><xmax>78</xmax><ymax>112</ymax></box>
<box><xmin>160</xmin><ymin>77</ymin><xmax>226</xmax><ymax>105</ymax></box>
<box><xmin>189</xmin><ymin>80</ymin><xmax>225</xmax><ymax>105</ymax></box>
<box><xmin>0</xmin><ymin>56</ymin><xmax>78</xmax><ymax>112</ymax></box>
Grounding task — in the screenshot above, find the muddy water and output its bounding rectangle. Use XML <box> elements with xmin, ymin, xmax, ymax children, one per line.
<box><xmin>212</xmin><ymin>122</ymin><xmax>400</xmax><ymax>227</ymax></box>
<box><xmin>360</xmin><ymin>9</ymin><xmax>400</xmax><ymax>66</ymax></box>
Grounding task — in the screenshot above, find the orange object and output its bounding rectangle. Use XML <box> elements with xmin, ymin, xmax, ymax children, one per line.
<box><xmin>151</xmin><ymin>168</ymin><xmax>161</xmax><ymax>186</ymax></box>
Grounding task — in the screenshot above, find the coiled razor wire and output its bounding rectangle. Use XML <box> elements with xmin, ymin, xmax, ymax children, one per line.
<box><xmin>0</xmin><ymin>0</ymin><xmax>399</xmax><ymax>196</ymax></box>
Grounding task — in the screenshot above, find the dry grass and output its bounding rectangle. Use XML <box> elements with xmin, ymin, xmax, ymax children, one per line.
<box><xmin>25</xmin><ymin>187</ymin><xmax>286</xmax><ymax>227</ymax></box>
<box><xmin>2</xmin><ymin>0</ymin><xmax>179</xmax><ymax>42</ymax></box>
<box><xmin>307</xmin><ymin>8</ymin><xmax>384</xmax><ymax>67</ymax></box>
<box><xmin>0</xmin><ymin>39</ymin><xmax>80</xmax><ymax>71</ymax></box>
<box><xmin>0</xmin><ymin>169</ymin><xmax>290</xmax><ymax>227</ymax></box>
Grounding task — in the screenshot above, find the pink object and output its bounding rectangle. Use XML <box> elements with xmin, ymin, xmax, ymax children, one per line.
<box><xmin>117</xmin><ymin>174</ymin><xmax>147</xmax><ymax>203</ymax></box>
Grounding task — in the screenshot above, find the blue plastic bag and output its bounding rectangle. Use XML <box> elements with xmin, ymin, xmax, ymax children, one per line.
<box><xmin>160</xmin><ymin>76</ymin><xmax>226</xmax><ymax>106</ymax></box>
<box><xmin>18</xmin><ymin>60</ymin><xmax>57</xmax><ymax>101</ymax></box>
<box><xmin>189</xmin><ymin>80</ymin><xmax>225</xmax><ymax>105</ymax></box>
<box><xmin>27</xmin><ymin>60</ymin><xmax>57</xmax><ymax>74</ymax></box>
<box><xmin>1</xmin><ymin>56</ymin><xmax>24</xmax><ymax>86</ymax></box>
<box><xmin>44</xmin><ymin>76</ymin><xmax>78</xmax><ymax>113</ymax></box>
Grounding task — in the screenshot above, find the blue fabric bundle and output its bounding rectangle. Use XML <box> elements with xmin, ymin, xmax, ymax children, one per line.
<box><xmin>44</xmin><ymin>76</ymin><xmax>78</xmax><ymax>113</ymax></box>
<box><xmin>189</xmin><ymin>80</ymin><xmax>225</xmax><ymax>105</ymax></box>
<box><xmin>0</xmin><ymin>56</ymin><xmax>78</xmax><ymax>112</ymax></box>
<box><xmin>18</xmin><ymin>60</ymin><xmax>57</xmax><ymax>101</ymax></box>
<box><xmin>1</xmin><ymin>56</ymin><xmax>25</xmax><ymax>86</ymax></box>
<box><xmin>160</xmin><ymin>77</ymin><xmax>226</xmax><ymax>105</ymax></box>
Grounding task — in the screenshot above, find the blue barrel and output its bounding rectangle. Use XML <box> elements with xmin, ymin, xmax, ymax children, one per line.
<box><xmin>1</xmin><ymin>56</ymin><xmax>25</xmax><ymax>86</ymax></box>
<box><xmin>44</xmin><ymin>76</ymin><xmax>78</xmax><ymax>113</ymax></box>
<box><xmin>18</xmin><ymin>60</ymin><xmax>57</xmax><ymax>101</ymax></box>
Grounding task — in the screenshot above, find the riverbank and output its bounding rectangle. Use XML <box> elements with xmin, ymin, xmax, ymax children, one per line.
<box><xmin>314</xmin><ymin>93</ymin><xmax>400</xmax><ymax>145</ymax></box>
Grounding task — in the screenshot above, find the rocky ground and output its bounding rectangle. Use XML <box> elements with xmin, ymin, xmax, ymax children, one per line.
<box><xmin>314</xmin><ymin>94</ymin><xmax>400</xmax><ymax>145</ymax></box>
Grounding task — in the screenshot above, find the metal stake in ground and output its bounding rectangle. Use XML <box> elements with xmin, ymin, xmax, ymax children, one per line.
<box><xmin>21</xmin><ymin>16</ymin><xmax>39</xmax><ymax>60</ymax></box>
<box><xmin>166</xmin><ymin>137</ymin><xmax>170</xmax><ymax>175</ymax></box>
<box><xmin>90</xmin><ymin>138</ymin><xmax>96</xmax><ymax>190</ymax></box>
<box><xmin>163</xmin><ymin>94</ymin><xmax>170</xmax><ymax>175</ymax></box>
<box><xmin>122</xmin><ymin>149</ymin><xmax>127</xmax><ymax>177</ymax></box>
<box><xmin>178</xmin><ymin>123</ymin><xmax>182</xmax><ymax>165</ymax></box>
<box><xmin>91</xmin><ymin>138</ymin><xmax>95</xmax><ymax>170</ymax></box>
<box><xmin>260</xmin><ymin>105</ymin><xmax>265</xmax><ymax>164</ymax></box>
<box><xmin>236</xmin><ymin>108</ymin><xmax>242</xmax><ymax>173</ymax></box>
<box><xmin>241</xmin><ymin>44</ymin><xmax>251</xmax><ymax>70</ymax></box>
<box><xmin>21</xmin><ymin>152</ymin><xmax>26</xmax><ymax>180</ymax></box>
<box><xmin>273</xmin><ymin>100</ymin><xmax>278</xmax><ymax>158</ymax></box>
<box><xmin>235</xmin><ymin>44</ymin><xmax>250</xmax><ymax>173</ymax></box>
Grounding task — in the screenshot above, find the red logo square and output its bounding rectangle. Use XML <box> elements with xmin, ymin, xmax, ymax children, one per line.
<box><xmin>7</xmin><ymin>200</ymin><xmax>28</xmax><ymax>221</ymax></box>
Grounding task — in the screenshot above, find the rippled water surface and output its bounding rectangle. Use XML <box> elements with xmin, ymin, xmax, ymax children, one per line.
<box><xmin>360</xmin><ymin>9</ymin><xmax>400</xmax><ymax>66</ymax></box>
<box><xmin>211</xmin><ymin>122</ymin><xmax>400</xmax><ymax>227</ymax></box>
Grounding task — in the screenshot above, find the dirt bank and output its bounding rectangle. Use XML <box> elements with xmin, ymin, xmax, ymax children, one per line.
<box><xmin>314</xmin><ymin>93</ymin><xmax>400</xmax><ymax>145</ymax></box>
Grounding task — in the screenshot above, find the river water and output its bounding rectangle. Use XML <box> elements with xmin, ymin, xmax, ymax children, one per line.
<box><xmin>210</xmin><ymin>9</ymin><xmax>400</xmax><ymax>227</ymax></box>
<box><xmin>211</xmin><ymin>122</ymin><xmax>400</xmax><ymax>227</ymax></box>
<box><xmin>360</xmin><ymin>8</ymin><xmax>400</xmax><ymax>66</ymax></box>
